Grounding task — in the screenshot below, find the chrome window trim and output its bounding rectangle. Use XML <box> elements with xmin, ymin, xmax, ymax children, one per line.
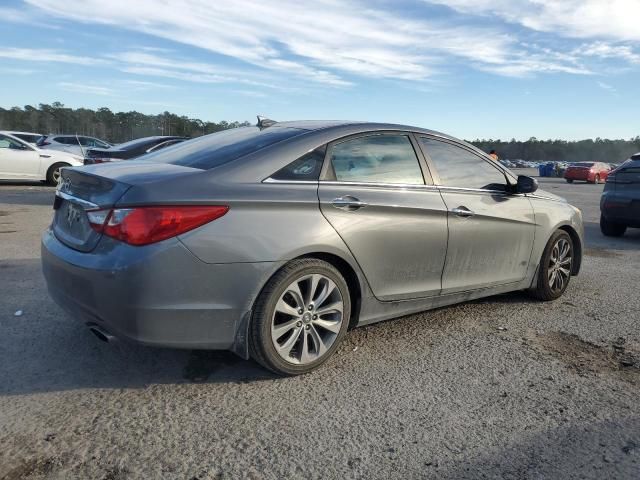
<box><xmin>262</xmin><ymin>178</ymin><xmax>319</xmax><ymax>184</ymax></box>
<box><xmin>436</xmin><ymin>185</ymin><xmax>510</xmax><ymax>195</ymax></box>
<box><xmin>320</xmin><ymin>180</ymin><xmax>439</xmax><ymax>190</ymax></box>
<box><xmin>55</xmin><ymin>190</ymin><xmax>99</xmax><ymax>210</ymax></box>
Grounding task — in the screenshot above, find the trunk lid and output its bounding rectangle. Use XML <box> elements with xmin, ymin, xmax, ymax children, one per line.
<box><xmin>53</xmin><ymin>161</ymin><xmax>200</xmax><ymax>251</ymax></box>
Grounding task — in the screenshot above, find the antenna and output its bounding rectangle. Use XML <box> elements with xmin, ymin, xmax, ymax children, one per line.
<box><xmin>76</xmin><ymin>133</ymin><xmax>86</xmax><ymax>159</ymax></box>
<box><xmin>257</xmin><ymin>115</ymin><xmax>277</xmax><ymax>130</ymax></box>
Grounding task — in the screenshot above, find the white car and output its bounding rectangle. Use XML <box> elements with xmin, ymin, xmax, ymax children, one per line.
<box><xmin>0</xmin><ymin>132</ymin><xmax>84</xmax><ymax>184</ymax></box>
<box><xmin>0</xmin><ymin>131</ymin><xmax>43</xmax><ymax>145</ymax></box>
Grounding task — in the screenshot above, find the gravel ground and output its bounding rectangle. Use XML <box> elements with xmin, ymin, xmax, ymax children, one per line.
<box><xmin>1</xmin><ymin>174</ymin><xmax>639</xmax><ymax>480</ymax></box>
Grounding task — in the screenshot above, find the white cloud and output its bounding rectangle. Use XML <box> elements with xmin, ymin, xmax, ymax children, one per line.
<box><xmin>425</xmin><ymin>0</ymin><xmax>640</xmax><ymax>42</ymax></box>
<box><xmin>24</xmin><ymin>0</ymin><xmax>591</xmax><ymax>83</ymax></box>
<box><xmin>57</xmin><ymin>82</ymin><xmax>114</xmax><ymax>96</ymax></box>
<box><xmin>0</xmin><ymin>47</ymin><xmax>107</xmax><ymax>66</ymax></box>
<box><xmin>578</xmin><ymin>42</ymin><xmax>640</xmax><ymax>64</ymax></box>
<box><xmin>597</xmin><ymin>81</ymin><xmax>616</xmax><ymax>92</ymax></box>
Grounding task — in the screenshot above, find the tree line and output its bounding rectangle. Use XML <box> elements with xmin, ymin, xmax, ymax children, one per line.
<box><xmin>0</xmin><ymin>103</ymin><xmax>250</xmax><ymax>143</ymax></box>
<box><xmin>1</xmin><ymin>103</ymin><xmax>638</xmax><ymax>162</ymax></box>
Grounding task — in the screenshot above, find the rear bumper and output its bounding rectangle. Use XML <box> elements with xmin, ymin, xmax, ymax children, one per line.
<box><xmin>41</xmin><ymin>228</ymin><xmax>281</xmax><ymax>350</ymax></box>
<box><xmin>564</xmin><ymin>171</ymin><xmax>591</xmax><ymax>181</ymax></box>
<box><xmin>601</xmin><ymin>194</ymin><xmax>640</xmax><ymax>227</ymax></box>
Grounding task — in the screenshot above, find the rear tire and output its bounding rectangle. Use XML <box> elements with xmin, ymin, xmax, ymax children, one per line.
<box><xmin>566</xmin><ymin>179</ymin><xmax>573</xmax><ymax>183</ymax></box>
<box><xmin>600</xmin><ymin>214</ymin><xmax>627</xmax><ymax>237</ymax></box>
<box><xmin>594</xmin><ymin>174</ymin><xmax>601</xmax><ymax>184</ymax></box>
<box><xmin>46</xmin><ymin>162</ymin><xmax>69</xmax><ymax>186</ymax></box>
<box><xmin>249</xmin><ymin>258</ymin><xmax>351</xmax><ymax>376</ymax></box>
<box><xmin>529</xmin><ymin>230</ymin><xmax>573</xmax><ymax>301</ymax></box>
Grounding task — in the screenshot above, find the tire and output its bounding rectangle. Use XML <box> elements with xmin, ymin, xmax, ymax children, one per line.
<box><xmin>600</xmin><ymin>214</ymin><xmax>627</xmax><ymax>237</ymax></box>
<box><xmin>594</xmin><ymin>174</ymin><xmax>600</xmax><ymax>184</ymax></box>
<box><xmin>249</xmin><ymin>258</ymin><xmax>351</xmax><ymax>375</ymax></box>
<box><xmin>566</xmin><ymin>179</ymin><xmax>573</xmax><ymax>183</ymax></box>
<box><xmin>46</xmin><ymin>162</ymin><xmax>69</xmax><ymax>186</ymax></box>
<box><xmin>529</xmin><ymin>230</ymin><xmax>574</xmax><ymax>301</ymax></box>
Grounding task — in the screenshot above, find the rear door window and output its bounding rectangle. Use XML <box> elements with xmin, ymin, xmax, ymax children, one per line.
<box><xmin>327</xmin><ymin>134</ymin><xmax>425</xmax><ymax>185</ymax></box>
<box><xmin>418</xmin><ymin>137</ymin><xmax>508</xmax><ymax>191</ymax></box>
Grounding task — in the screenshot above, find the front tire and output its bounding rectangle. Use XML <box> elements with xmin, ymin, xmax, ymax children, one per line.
<box><xmin>566</xmin><ymin>179</ymin><xmax>573</xmax><ymax>183</ymax></box>
<box><xmin>46</xmin><ymin>162</ymin><xmax>69</xmax><ymax>186</ymax></box>
<box><xmin>249</xmin><ymin>259</ymin><xmax>351</xmax><ymax>375</ymax></box>
<box><xmin>529</xmin><ymin>230</ymin><xmax>573</xmax><ymax>301</ymax></box>
<box><xmin>600</xmin><ymin>214</ymin><xmax>626</xmax><ymax>237</ymax></box>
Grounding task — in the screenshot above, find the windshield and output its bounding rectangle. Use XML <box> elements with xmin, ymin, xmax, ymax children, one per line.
<box><xmin>145</xmin><ymin>126</ymin><xmax>307</xmax><ymax>170</ymax></box>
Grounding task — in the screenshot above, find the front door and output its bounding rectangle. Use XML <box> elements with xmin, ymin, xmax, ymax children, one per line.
<box><xmin>0</xmin><ymin>134</ymin><xmax>41</xmax><ymax>178</ymax></box>
<box><xmin>417</xmin><ymin>136</ymin><xmax>536</xmax><ymax>294</ymax></box>
<box><xmin>318</xmin><ymin>132</ymin><xmax>449</xmax><ymax>301</ymax></box>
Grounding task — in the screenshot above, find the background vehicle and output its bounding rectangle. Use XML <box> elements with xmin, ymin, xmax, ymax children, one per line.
<box><xmin>0</xmin><ymin>132</ymin><xmax>83</xmax><ymax>184</ymax></box>
<box><xmin>0</xmin><ymin>130</ymin><xmax>43</xmax><ymax>144</ymax></box>
<box><xmin>41</xmin><ymin>120</ymin><xmax>583</xmax><ymax>375</ymax></box>
<box><xmin>564</xmin><ymin>162</ymin><xmax>611</xmax><ymax>184</ymax></box>
<box><xmin>37</xmin><ymin>135</ymin><xmax>112</xmax><ymax>157</ymax></box>
<box><xmin>600</xmin><ymin>153</ymin><xmax>640</xmax><ymax>237</ymax></box>
<box><xmin>84</xmin><ymin>135</ymin><xmax>187</xmax><ymax>164</ymax></box>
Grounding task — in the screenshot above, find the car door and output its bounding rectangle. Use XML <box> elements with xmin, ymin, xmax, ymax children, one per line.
<box><xmin>417</xmin><ymin>136</ymin><xmax>536</xmax><ymax>294</ymax></box>
<box><xmin>317</xmin><ymin>132</ymin><xmax>449</xmax><ymax>301</ymax></box>
<box><xmin>0</xmin><ymin>134</ymin><xmax>42</xmax><ymax>179</ymax></box>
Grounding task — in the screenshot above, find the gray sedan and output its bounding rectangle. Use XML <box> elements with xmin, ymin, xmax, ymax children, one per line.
<box><xmin>42</xmin><ymin>120</ymin><xmax>584</xmax><ymax>375</ymax></box>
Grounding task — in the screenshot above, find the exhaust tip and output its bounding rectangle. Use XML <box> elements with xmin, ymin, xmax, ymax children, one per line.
<box><xmin>87</xmin><ymin>323</ymin><xmax>116</xmax><ymax>343</ymax></box>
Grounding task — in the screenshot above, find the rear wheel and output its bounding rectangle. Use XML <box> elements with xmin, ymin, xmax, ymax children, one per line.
<box><xmin>594</xmin><ymin>174</ymin><xmax>601</xmax><ymax>184</ymax></box>
<box><xmin>566</xmin><ymin>179</ymin><xmax>573</xmax><ymax>183</ymax></box>
<box><xmin>46</xmin><ymin>162</ymin><xmax>69</xmax><ymax>186</ymax></box>
<box><xmin>529</xmin><ymin>230</ymin><xmax>573</xmax><ymax>301</ymax></box>
<box><xmin>600</xmin><ymin>214</ymin><xmax>627</xmax><ymax>237</ymax></box>
<box><xmin>249</xmin><ymin>259</ymin><xmax>351</xmax><ymax>375</ymax></box>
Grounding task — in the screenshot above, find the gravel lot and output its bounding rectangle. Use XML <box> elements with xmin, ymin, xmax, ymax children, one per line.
<box><xmin>1</xmin><ymin>172</ymin><xmax>639</xmax><ymax>479</ymax></box>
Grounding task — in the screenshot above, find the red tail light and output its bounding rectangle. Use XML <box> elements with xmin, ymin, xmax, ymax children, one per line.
<box><xmin>87</xmin><ymin>205</ymin><xmax>229</xmax><ymax>246</ymax></box>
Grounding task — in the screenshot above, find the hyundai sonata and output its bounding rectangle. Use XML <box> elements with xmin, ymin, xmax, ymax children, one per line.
<box><xmin>42</xmin><ymin>120</ymin><xmax>584</xmax><ymax>375</ymax></box>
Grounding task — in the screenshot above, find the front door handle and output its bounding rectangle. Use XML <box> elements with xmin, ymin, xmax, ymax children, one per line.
<box><xmin>331</xmin><ymin>195</ymin><xmax>368</xmax><ymax>211</ymax></box>
<box><xmin>451</xmin><ymin>206</ymin><xmax>474</xmax><ymax>218</ymax></box>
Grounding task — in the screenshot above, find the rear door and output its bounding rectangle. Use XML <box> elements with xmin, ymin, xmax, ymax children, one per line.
<box><xmin>417</xmin><ymin>136</ymin><xmax>536</xmax><ymax>294</ymax></box>
<box><xmin>318</xmin><ymin>132</ymin><xmax>448</xmax><ymax>301</ymax></box>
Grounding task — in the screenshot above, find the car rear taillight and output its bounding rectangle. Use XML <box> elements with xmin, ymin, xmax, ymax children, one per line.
<box><xmin>87</xmin><ymin>205</ymin><xmax>229</xmax><ymax>246</ymax></box>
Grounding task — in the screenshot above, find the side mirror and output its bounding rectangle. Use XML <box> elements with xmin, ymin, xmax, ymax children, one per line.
<box><xmin>516</xmin><ymin>175</ymin><xmax>538</xmax><ymax>194</ymax></box>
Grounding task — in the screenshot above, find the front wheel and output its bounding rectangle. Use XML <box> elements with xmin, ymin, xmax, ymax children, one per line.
<box><xmin>46</xmin><ymin>162</ymin><xmax>69</xmax><ymax>186</ymax></box>
<box><xmin>249</xmin><ymin>259</ymin><xmax>351</xmax><ymax>375</ymax></box>
<box><xmin>565</xmin><ymin>179</ymin><xmax>573</xmax><ymax>183</ymax></box>
<box><xmin>529</xmin><ymin>230</ymin><xmax>573</xmax><ymax>301</ymax></box>
<box><xmin>600</xmin><ymin>214</ymin><xmax>626</xmax><ymax>237</ymax></box>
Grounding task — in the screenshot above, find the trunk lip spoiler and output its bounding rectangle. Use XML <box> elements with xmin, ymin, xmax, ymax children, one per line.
<box><xmin>55</xmin><ymin>190</ymin><xmax>100</xmax><ymax>211</ymax></box>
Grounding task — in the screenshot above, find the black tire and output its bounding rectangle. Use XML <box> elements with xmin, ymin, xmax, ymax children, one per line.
<box><xmin>529</xmin><ymin>230</ymin><xmax>574</xmax><ymax>301</ymax></box>
<box><xmin>46</xmin><ymin>162</ymin><xmax>69</xmax><ymax>186</ymax></box>
<box><xmin>566</xmin><ymin>179</ymin><xmax>573</xmax><ymax>183</ymax></box>
<box><xmin>594</xmin><ymin>174</ymin><xmax>600</xmax><ymax>184</ymax></box>
<box><xmin>600</xmin><ymin>214</ymin><xmax>626</xmax><ymax>237</ymax></box>
<box><xmin>249</xmin><ymin>258</ymin><xmax>351</xmax><ymax>375</ymax></box>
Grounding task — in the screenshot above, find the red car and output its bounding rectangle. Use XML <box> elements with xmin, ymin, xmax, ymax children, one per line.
<box><xmin>564</xmin><ymin>162</ymin><xmax>611</xmax><ymax>184</ymax></box>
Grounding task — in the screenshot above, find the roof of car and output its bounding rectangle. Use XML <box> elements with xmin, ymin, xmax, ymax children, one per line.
<box><xmin>271</xmin><ymin>120</ymin><xmax>453</xmax><ymax>139</ymax></box>
<box><xmin>0</xmin><ymin>130</ymin><xmax>42</xmax><ymax>135</ymax></box>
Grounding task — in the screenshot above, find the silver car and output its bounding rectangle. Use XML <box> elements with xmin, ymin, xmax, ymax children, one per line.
<box><xmin>41</xmin><ymin>120</ymin><xmax>584</xmax><ymax>375</ymax></box>
<box><xmin>38</xmin><ymin>134</ymin><xmax>112</xmax><ymax>157</ymax></box>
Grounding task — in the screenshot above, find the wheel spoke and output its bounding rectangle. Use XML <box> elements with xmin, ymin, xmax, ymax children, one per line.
<box><xmin>313</xmin><ymin>318</ymin><xmax>341</xmax><ymax>334</ymax></box>
<box><xmin>272</xmin><ymin>318</ymin><xmax>300</xmax><ymax>343</ymax></box>
<box><xmin>275</xmin><ymin>298</ymin><xmax>300</xmax><ymax>317</ymax></box>
<box><xmin>286</xmin><ymin>281</ymin><xmax>305</xmax><ymax>311</ymax></box>
<box><xmin>558</xmin><ymin>267</ymin><xmax>570</xmax><ymax>277</ymax></box>
<box><xmin>275</xmin><ymin>326</ymin><xmax>302</xmax><ymax>356</ymax></box>
<box><xmin>305</xmin><ymin>274</ymin><xmax>322</xmax><ymax>306</ymax></box>
<box><xmin>316</xmin><ymin>300</ymin><xmax>343</xmax><ymax>316</ymax></box>
<box><xmin>308</xmin><ymin>325</ymin><xmax>328</xmax><ymax>357</ymax></box>
<box><xmin>300</xmin><ymin>331</ymin><xmax>312</xmax><ymax>363</ymax></box>
<box><xmin>313</xmin><ymin>278</ymin><xmax>337</xmax><ymax>309</ymax></box>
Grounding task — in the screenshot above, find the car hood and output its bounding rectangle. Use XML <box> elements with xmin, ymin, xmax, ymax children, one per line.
<box><xmin>530</xmin><ymin>188</ymin><xmax>566</xmax><ymax>202</ymax></box>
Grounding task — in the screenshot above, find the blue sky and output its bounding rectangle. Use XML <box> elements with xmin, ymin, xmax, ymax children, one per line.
<box><xmin>0</xmin><ymin>0</ymin><xmax>639</xmax><ymax>140</ymax></box>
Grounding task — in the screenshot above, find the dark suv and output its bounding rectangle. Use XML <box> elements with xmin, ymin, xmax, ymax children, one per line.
<box><xmin>600</xmin><ymin>153</ymin><xmax>640</xmax><ymax>237</ymax></box>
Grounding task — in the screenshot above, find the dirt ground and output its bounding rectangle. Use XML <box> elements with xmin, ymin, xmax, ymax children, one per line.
<box><xmin>1</xmin><ymin>175</ymin><xmax>639</xmax><ymax>479</ymax></box>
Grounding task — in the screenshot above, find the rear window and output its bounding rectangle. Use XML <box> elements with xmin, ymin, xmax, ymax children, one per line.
<box><xmin>570</xmin><ymin>162</ymin><xmax>594</xmax><ymax>167</ymax></box>
<box><xmin>146</xmin><ymin>127</ymin><xmax>306</xmax><ymax>170</ymax></box>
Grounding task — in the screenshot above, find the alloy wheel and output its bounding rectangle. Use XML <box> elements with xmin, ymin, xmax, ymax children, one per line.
<box><xmin>271</xmin><ymin>273</ymin><xmax>344</xmax><ymax>365</ymax></box>
<box><xmin>52</xmin><ymin>167</ymin><xmax>62</xmax><ymax>184</ymax></box>
<box><xmin>547</xmin><ymin>238</ymin><xmax>572</xmax><ymax>293</ymax></box>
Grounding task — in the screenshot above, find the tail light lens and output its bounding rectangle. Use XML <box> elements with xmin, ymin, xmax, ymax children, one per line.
<box><xmin>87</xmin><ymin>205</ymin><xmax>229</xmax><ymax>246</ymax></box>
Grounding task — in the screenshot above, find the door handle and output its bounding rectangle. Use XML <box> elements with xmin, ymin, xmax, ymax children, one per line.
<box><xmin>331</xmin><ymin>195</ymin><xmax>368</xmax><ymax>211</ymax></box>
<box><xmin>451</xmin><ymin>206</ymin><xmax>474</xmax><ymax>218</ymax></box>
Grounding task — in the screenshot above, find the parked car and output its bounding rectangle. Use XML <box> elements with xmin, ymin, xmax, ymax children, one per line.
<box><xmin>600</xmin><ymin>153</ymin><xmax>640</xmax><ymax>237</ymax></box>
<box><xmin>564</xmin><ymin>162</ymin><xmax>611</xmax><ymax>184</ymax></box>
<box><xmin>0</xmin><ymin>132</ymin><xmax>83</xmax><ymax>184</ymax></box>
<box><xmin>37</xmin><ymin>135</ymin><xmax>112</xmax><ymax>157</ymax></box>
<box><xmin>0</xmin><ymin>130</ymin><xmax>43</xmax><ymax>145</ymax></box>
<box><xmin>42</xmin><ymin>120</ymin><xmax>583</xmax><ymax>375</ymax></box>
<box><xmin>84</xmin><ymin>136</ymin><xmax>188</xmax><ymax>164</ymax></box>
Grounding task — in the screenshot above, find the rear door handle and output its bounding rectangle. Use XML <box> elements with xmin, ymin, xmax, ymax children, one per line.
<box><xmin>331</xmin><ymin>195</ymin><xmax>368</xmax><ymax>211</ymax></box>
<box><xmin>451</xmin><ymin>206</ymin><xmax>474</xmax><ymax>218</ymax></box>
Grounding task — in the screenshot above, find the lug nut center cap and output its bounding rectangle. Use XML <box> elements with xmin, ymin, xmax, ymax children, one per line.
<box><xmin>302</xmin><ymin>313</ymin><xmax>312</xmax><ymax>324</ymax></box>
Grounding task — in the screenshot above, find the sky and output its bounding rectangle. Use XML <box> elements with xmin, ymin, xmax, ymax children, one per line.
<box><xmin>0</xmin><ymin>0</ymin><xmax>639</xmax><ymax>140</ymax></box>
